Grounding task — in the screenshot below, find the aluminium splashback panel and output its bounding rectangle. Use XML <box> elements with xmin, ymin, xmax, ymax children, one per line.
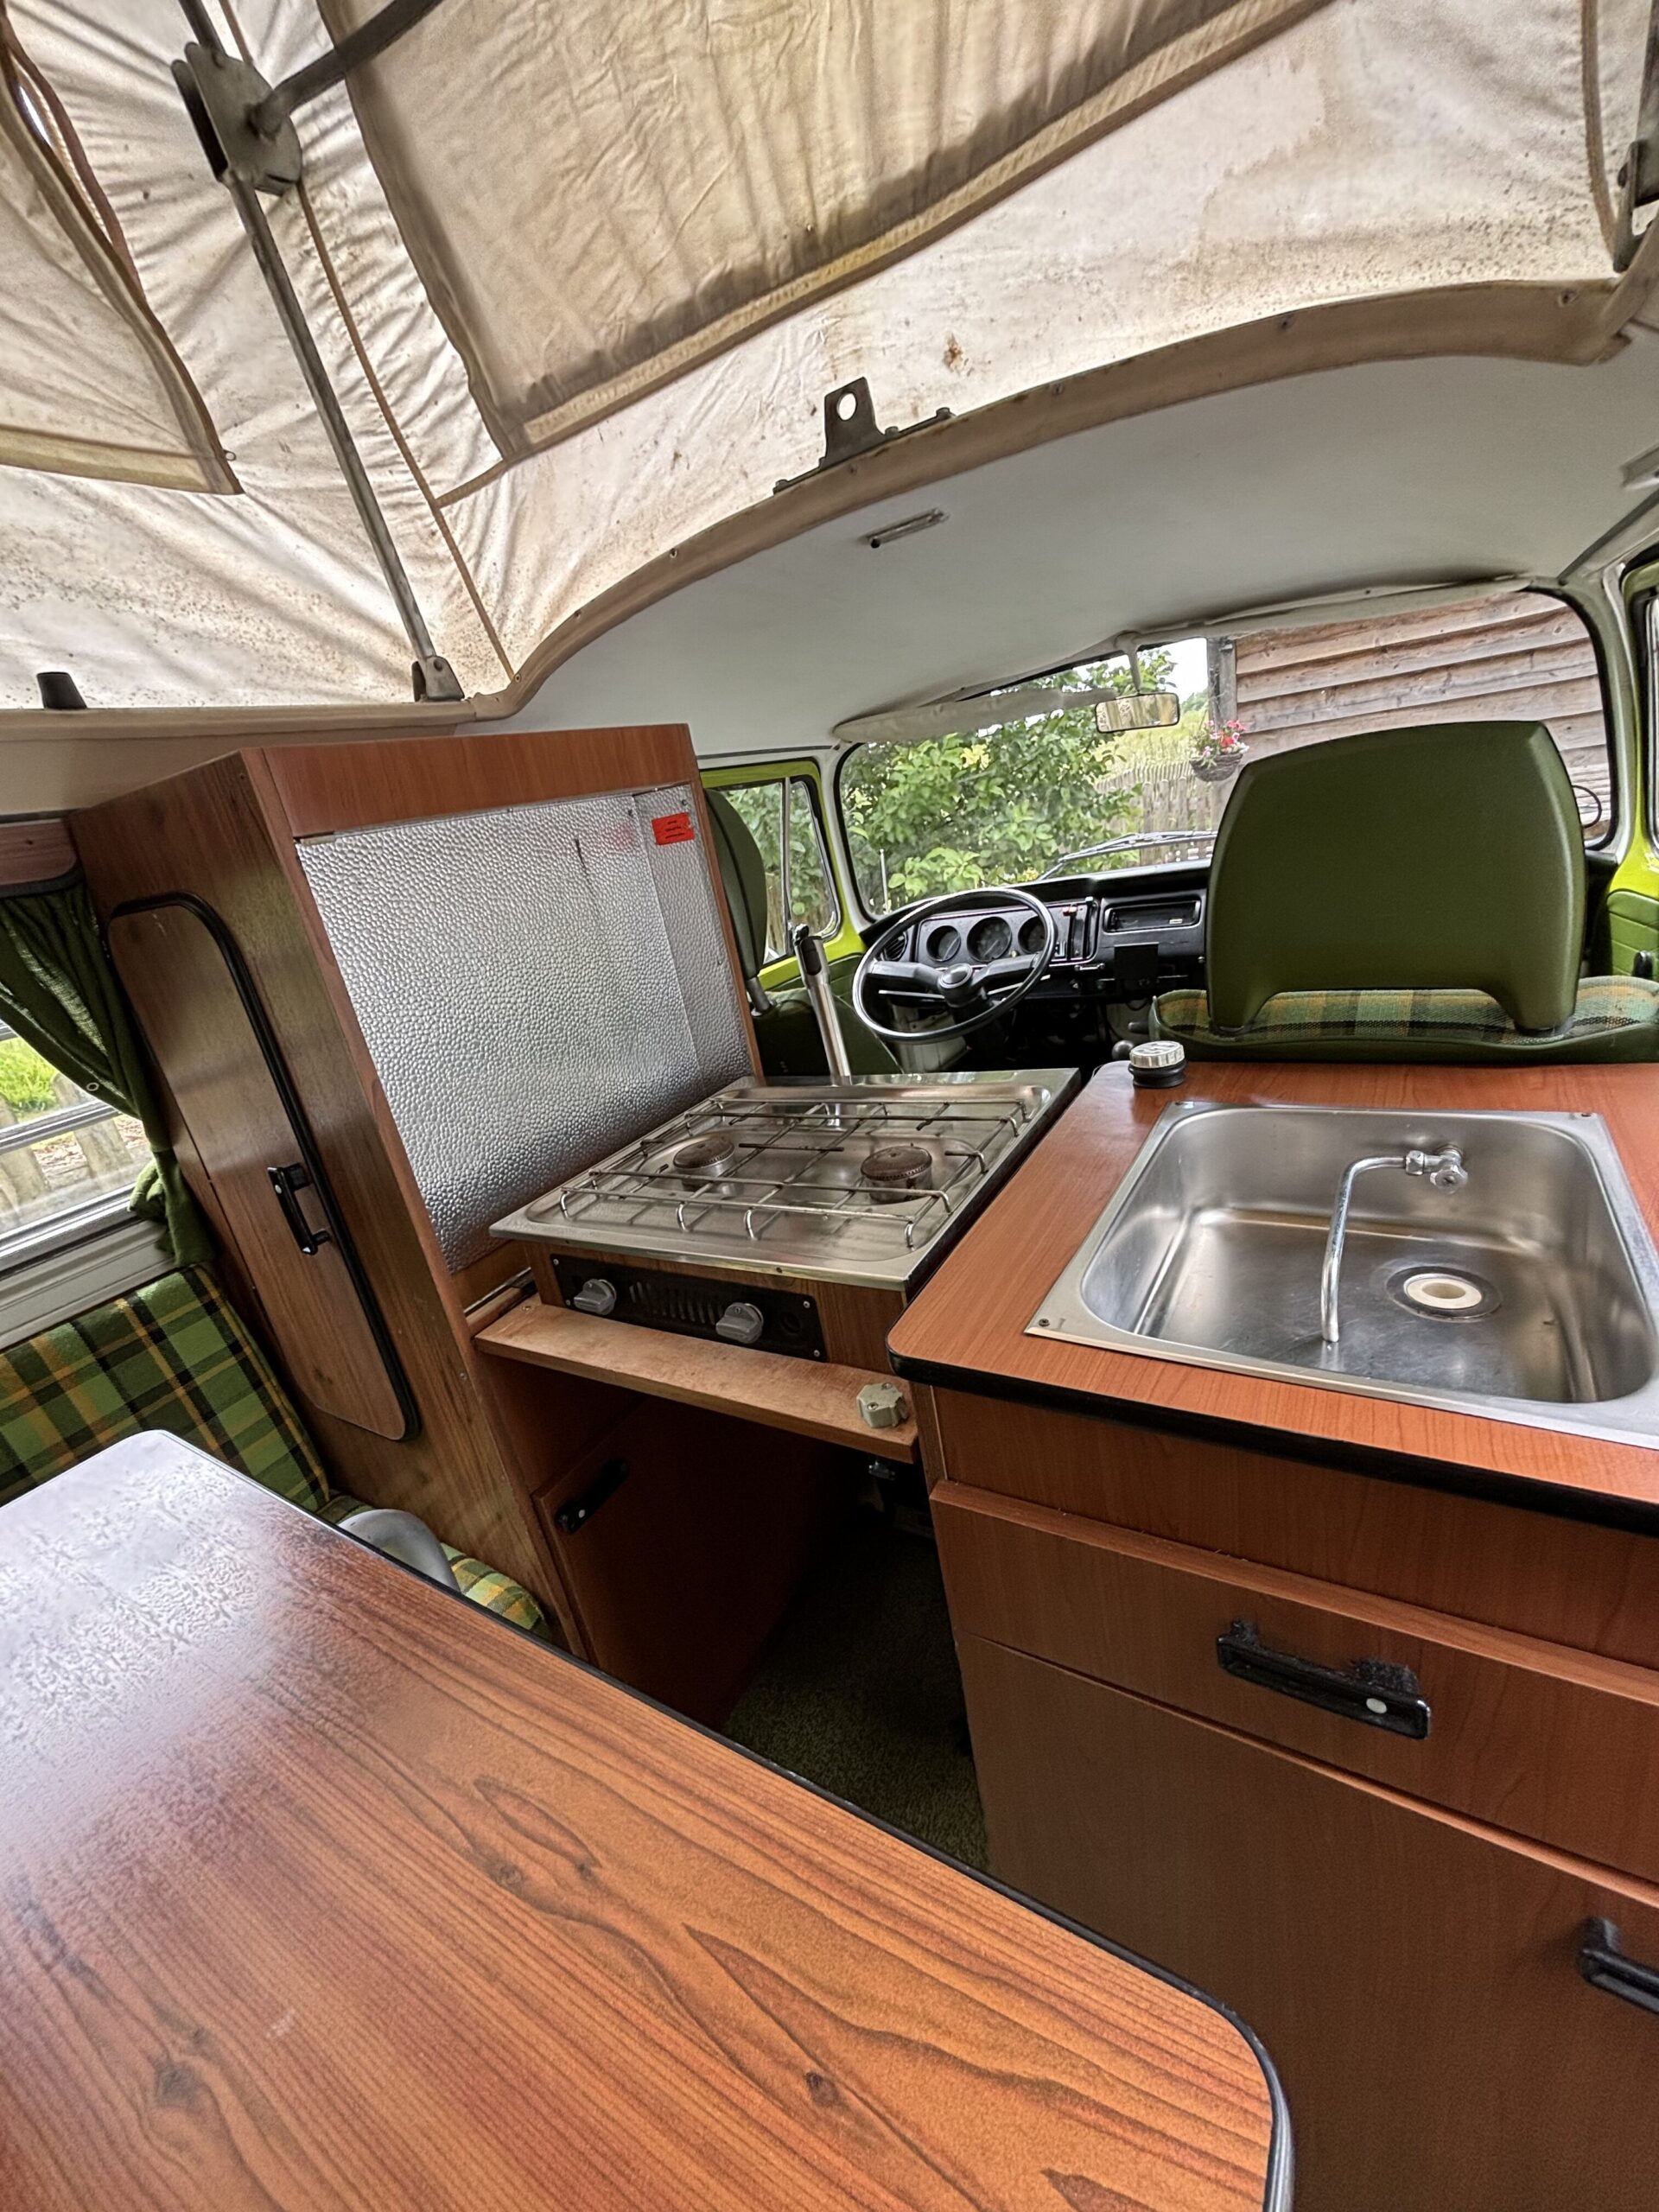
<box><xmin>298</xmin><ymin>784</ymin><xmax>750</xmax><ymax>1269</ymax></box>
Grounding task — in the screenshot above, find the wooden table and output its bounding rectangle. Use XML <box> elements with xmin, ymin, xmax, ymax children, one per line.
<box><xmin>0</xmin><ymin>1435</ymin><xmax>1287</xmax><ymax>2212</ymax></box>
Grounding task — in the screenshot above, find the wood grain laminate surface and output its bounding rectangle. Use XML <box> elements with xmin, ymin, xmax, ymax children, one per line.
<box><xmin>262</xmin><ymin>722</ymin><xmax>701</xmax><ymax>837</ymax></box>
<box><xmin>481</xmin><ymin>1295</ymin><xmax>918</xmax><ymax>1462</ymax></box>
<box><xmin>0</xmin><ymin>817</ymin><xmax>76</xmax><ymax>886</ymax></box>
<box><xmin>0</xmin><ymin>1436</ymin><xmax>1285</xmax><ymax>2212</ymax></box>
<box><xmin>73</xmin><ymin>751</ymin><xmax>566</xmax><ymax>1617</ymax></box>
<box><xmin>935</xmin><ymin>1479</ymin><xmax>1659</xmax><ymax>1881</ymax></box>
<box><xmin>961</xmin><ymin>1636</ymin><xmax>1659</xmax><ymax>2212</ymax></box>
<box><xmin>889</xmin><ymin>1061</ymin><xmax>1659</xmax><ymax>1516</ymax></box>
<box><xmin>108</xmin><ymin>901</ymin><xmax>409</xmax><ymax>1440</ymax></box>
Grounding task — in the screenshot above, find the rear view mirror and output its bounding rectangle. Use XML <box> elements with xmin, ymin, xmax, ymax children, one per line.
<box><xmin>1095</xmin><ymin>690</ymin><xmax>1181</xmax><ymax>733</ymax></box>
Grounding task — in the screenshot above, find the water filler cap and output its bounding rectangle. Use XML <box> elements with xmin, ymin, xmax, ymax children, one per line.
<box><xmin>1128</xmin><ymin>1039</ymin><xmax>1186</xmax><ymax>1089</ymax></box>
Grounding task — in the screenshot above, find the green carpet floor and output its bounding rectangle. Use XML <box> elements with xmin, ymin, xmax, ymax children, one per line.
<box><xmin>724</xmin><ymin>1513</ymin><xmax>988</xmax><ymax>1871</ymax></box>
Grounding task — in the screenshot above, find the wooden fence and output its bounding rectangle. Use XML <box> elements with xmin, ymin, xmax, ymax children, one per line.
<box><xmin>1230</xmin><ymin>593</ymin><xmax>1609</xmax><ymax>825</ymax></box>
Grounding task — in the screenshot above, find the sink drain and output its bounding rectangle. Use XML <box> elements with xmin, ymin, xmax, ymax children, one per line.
<box><xmin>1389</xmin><ymin>1266</ymin><xmax>1498</xmax><ymax>1320</ymax></box>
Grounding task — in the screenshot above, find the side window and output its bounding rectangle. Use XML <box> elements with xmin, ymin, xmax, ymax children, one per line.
<box><xmin>1226</xmin><ymin>588</ymin><xmax>1611</xmax><ymax>842</ymax></box>
<box><xmin>0</xmin><ymin>1027</ymin><xmax>147</xmax><ymax>1261</ymax></box>
<box><xmin>715</xmin><ymin>776</ymin><xmax>839</xmax><ymax>962</ymax></box>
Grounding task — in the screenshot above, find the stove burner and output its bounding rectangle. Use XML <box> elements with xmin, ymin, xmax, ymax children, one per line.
<box><xmin>672</xmin><ymin>1130</ymin><xmax>741</xmax><ymax>1184</ymax></box>
<box><xmin>861</xmin><ymin>1141</ymin><xmax>934</xmax><ymax>1203</ymax></box>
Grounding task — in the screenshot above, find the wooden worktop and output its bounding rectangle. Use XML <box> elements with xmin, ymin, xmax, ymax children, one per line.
<box><xmin>888</xmin><ymin>1060</ymin><xmax>1659</xmax><ymax>1521</ymax></box>
<box><xmin>479</xmin><ymin>1294</ymin><xmax>919</xmax><ymax>1461</ymax></box>
<box><xmin>0</xmin><ymin>1435</ymin><xmax>1285</xmax><ymax>2212</ymax></box>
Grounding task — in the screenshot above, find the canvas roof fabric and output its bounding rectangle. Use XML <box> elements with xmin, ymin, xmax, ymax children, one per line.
<box><xmin>0</xmin><ymin>0</ymin><xmax>1650</xmax><ymax>714</ymax></box>
<box><xmin>0</xmin><ymin>16</ymin><xmax>231</xmax><ymax>495</ymax></box>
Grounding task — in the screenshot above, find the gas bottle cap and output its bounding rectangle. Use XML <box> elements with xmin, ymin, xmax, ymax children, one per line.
<box><xmin>1128</xmin><ymin>1039</ymin><xmax>1186</xmax><ymax>1088</ymax></box>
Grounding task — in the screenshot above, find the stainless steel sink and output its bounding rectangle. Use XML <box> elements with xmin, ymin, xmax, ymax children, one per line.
<box><xmin>1029</xmin><ymin>1103</ymin><xmax>1659</xmax><ymax>1447</ymax></box>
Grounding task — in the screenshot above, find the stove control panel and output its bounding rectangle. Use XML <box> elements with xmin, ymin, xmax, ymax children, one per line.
<box><xmin>553</xmin><ymin>1258</ymin><xmax>826</xmax><ymax>1361</ymax></box>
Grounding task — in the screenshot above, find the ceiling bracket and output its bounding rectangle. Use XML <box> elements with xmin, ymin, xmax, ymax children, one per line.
<box><xmin>773</xmin><ymin>379</ymin><xmax>951</xmax><ymax>494</ymax></box>
<box><xmin>174</xmin><ymin>0</ymin><xmax>450</xmax><ymax>198</ymax></box>
<box><xmin>174</xmin><ymin>44</ymin><xmax>302</xmax><ymax>196</ymax></box>
<box><xmin>413</xmin><ymin>654</ymin><xmax>464</xmax><ymax>702</ymax></box>
<box><xmin>1613</xmin><ymin>0</ymin><xmax>1659</xmax><ymax>270</ymax></box>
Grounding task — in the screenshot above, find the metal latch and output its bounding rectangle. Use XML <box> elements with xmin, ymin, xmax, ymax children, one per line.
<box><xmin>773</xmin><ymin>379</ymin><xmax>952</xmax><ymax>493</ymax></box>
<box><xmin>268</xmin><ymin>1160</ymin><xmax>332</xmax><ymax>1257</ymax></box>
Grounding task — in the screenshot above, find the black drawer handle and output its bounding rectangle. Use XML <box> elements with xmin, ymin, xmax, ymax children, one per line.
<box><xmin>268</xmin><ymin>1161</ymin><xmax>332</xmax><ymax>1257</ymax></box>
<box><xmin>1580</xmin><ymin>1919</ymin><xmax>1659</xmax><ymax>2016</ymax></box>
<box><xmin>554</xmin><ymin>1458</ymin><xmax>630</xmax><ymax>1535</ymax></box>
<box><xmin>1217</xmin><ymin>1619</ymin><xmax>1431</xmax><ymax>1738</ymax></box>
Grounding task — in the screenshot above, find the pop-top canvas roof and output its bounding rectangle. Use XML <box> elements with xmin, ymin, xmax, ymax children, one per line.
<box><xmin>0</xmin><ymin>0</ymin><xmax>1654</xmax><ymax>732</ymax></box>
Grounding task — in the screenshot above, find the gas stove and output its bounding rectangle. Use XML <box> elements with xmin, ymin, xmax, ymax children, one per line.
<box><xmin>493</xmin><ymin>1072</ymin><xmax>1075</xmax><ymax>1363</ymax></box>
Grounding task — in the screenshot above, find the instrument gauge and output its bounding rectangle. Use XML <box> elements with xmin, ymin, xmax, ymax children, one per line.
<box><xmin>967</xmin><ymin>916</ymin><xmax>1013</xmax><ymax>961</ymax></box>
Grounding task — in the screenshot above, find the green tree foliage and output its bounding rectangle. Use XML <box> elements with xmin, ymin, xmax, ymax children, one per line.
<box><xmin>0</xmin><ymin>1034</ymin><xmax>60</xmax><ymax>1117</ymax></box>
<box><xmin>840</xmin><ymin>652</ymin><xmax>1180</xmax><ymax>906</ymax></box>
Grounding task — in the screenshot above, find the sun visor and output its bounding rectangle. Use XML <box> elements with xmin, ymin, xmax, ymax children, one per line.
<box><xmin>319</xmin><ymin>0</ymin><xmax>1326</xmax><ymax>457</ymax></box>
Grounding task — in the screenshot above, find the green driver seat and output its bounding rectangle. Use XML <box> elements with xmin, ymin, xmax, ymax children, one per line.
<box><xmin>1152</xmin><ymin>721</ymin><xmax>1659</xmax><ymax>1063</ymax></box>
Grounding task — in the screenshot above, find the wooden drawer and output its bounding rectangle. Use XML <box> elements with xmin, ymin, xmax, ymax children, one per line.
<box><xmin>935</xmin><ymin>1479</ymin><xmax>1659</xmax><ymax>1882</ymax></box>
<box><xmin>930</xmin><ymin>1389</ymin><xmax>1659</xmax><ymax>1671</ymax></box>
<box><xmin>962</xmin><ymin>1635</ymin><xmax>1659</xmax><ymax>2212</ymax></box>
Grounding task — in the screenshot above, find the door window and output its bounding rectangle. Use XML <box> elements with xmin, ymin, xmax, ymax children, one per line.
<box><xmin>715</xmin><ymin>776</ymin><xmax>840</xmax><ymax>962</ymax></box>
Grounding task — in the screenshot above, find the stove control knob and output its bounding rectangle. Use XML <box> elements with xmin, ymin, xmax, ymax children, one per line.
<box><xmin>571</xmin><ymin>1277</ymin><xmax>618</xmax><ymax>1317</ymax></box>
<box><xmin>715</xmin><ymin>1300</ymin><xmax>766</xmax><ymax>1347</ymax></box>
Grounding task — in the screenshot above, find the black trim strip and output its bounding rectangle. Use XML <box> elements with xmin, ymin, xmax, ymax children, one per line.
<box><xmin>887</xmin><ymin>1347</ymin><xmax>1659</xmax><ymax>1540</ymax></box>
<box><xmin>289</xmin><ymin>1482</ymin><xmax>1294</xmax><ymax>2212</ymax></box>
<box><xmin>106</xmin><ymin>892</ymin><xmax>420</xmax><ymax>1443</ymax></box>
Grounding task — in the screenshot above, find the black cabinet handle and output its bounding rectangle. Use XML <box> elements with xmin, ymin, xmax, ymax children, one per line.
<box><xmin>1580</xmin><ymin>1919</ymin><xmax>1659</xmax><ymax>2016</ymax></box>
<box><xmin>268</xmin><ymin>1161</ymin><xmax>332</xmax><ymax>1257</ymax></box>
<box><xmin>1217</xmin><ymin>1619</ymin><xmax>1431</xmax><ymax>1738</ymax></box>
<box><xmin>554</xmin><ymin>1458</ymin><xmax>631</xmax><ymax>1535</ymax></box>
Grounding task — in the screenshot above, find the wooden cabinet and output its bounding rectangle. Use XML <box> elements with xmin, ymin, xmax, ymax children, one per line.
<box><xmin>935</xmin><ymin>1480</ymin><xmax>1659</xmax><ymax>1883</ymax></box>
<box><xmin>531</xmin><ymin>1397</ymin><xmax>849</xmax><ymax>1724</ymax></box>
<box><xmin>71</xmin><ymin>724</ymin><xmax>752</xmax><ymax>1649</ymax></box>
<box><xmin>927</xmin><ymin>1388</ymin><xmax>1659</xmax><ymax>1672</ymax></box>
<box><xmin>925</xmin><ymin>1390</ymin><xmax>1659</xmax><ymax>2208</ymax></box>
<box><xmin>961</xmin><ymin>1635</ymin><xmax>1659</xmax><ymax>2212</ymax></box>
<box><xmin>109</xmin><ymin>899</ymin><xmax>410</xmax><ymax>1440</ymax></box>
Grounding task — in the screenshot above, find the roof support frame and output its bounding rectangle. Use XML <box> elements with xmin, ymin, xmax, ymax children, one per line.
<box><xmin>171</xmin><ymin>0</ymin><xmax>464</xmax><ymax>702</ymax></box>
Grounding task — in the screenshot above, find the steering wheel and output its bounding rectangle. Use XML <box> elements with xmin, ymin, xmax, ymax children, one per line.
<box><xmin>853</xmin><ymin>887</ymin><xmax>1058</xmax><ymax>1043</ymax></box>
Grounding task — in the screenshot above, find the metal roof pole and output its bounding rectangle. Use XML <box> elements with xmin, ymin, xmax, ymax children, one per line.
<box><xmin>172</xmin><ymin>0</ymin><xmax>464</xmax><ymax>702</ymax></box>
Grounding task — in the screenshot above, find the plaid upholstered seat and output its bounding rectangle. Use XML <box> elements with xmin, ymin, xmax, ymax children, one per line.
<box><xmin>0</xmin><ymin>1268</ymin><xmax>548</xmax><ymax>1638</ymax></box>
<box><xmin>1154</xmin><ymin>976</ymin><xmax>1659</xmax><ymax>1064</ymax></box>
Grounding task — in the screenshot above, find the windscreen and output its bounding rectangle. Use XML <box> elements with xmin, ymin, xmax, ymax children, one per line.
<box><xmin>837</xmin><ymin>591</ymin><xmax>1611</xmax><ymax>911</ymax></box>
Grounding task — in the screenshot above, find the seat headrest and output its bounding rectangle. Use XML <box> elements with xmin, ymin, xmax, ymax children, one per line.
<box><xmin>1205</xmin><ymin>721</ymin><xmax>1585</xmax><ymax>1033</ymax></box>
<box><xmin>706</xmin><ymin>788</ymin><xmax>768</xmax><ymax>982</ymax></box>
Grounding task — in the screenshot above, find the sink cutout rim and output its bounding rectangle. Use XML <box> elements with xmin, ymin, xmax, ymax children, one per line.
<box><xmin>1027</xmin><ymin>1099</ymin><xmax>1659</xmax><ymax>1452</ymax></box>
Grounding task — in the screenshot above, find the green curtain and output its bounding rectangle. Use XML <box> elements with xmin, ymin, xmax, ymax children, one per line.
<box><xmin>0</xmin><ymin>881</ymin><xmax>211</xmax><ymax>1266</ymax></box>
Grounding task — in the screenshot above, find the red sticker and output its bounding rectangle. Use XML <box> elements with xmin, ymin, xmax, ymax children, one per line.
<box><xmin>652</xmin><ymin>811</ymin><xmax>695</xmax><ymax>845</ymax></box>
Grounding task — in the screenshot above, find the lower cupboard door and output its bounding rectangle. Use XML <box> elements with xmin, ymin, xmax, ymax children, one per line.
<box><xmin>957</xmin><ymin>1634</ymin><xmax>1659</xmax><ymax>2212</ymax></box>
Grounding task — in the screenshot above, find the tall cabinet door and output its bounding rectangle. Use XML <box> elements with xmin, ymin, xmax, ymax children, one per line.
<box><xmin>111</xmin><ymin>903</ymin><xmax>410</xmax><ymax>1440</ymax></box>
<box><xmin>960</xmin><ymin>1634</ymin><xmax>1659</xmax><ymax>2212</ymax></box>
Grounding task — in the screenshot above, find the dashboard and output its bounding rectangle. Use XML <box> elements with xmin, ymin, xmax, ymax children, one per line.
<box><xmin>890</xmin><ymin>875</ymin><xmax>1206</xmax><ymax>998</ymax></box>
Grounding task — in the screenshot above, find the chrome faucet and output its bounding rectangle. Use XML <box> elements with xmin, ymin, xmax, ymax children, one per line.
<box><xmin>1320</xmin><ymin>1147</ymin><xmax>1467</xmax><ymax>1347</ymax></box>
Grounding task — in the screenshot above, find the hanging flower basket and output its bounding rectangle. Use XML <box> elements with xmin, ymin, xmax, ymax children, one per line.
<box><xmin>1189</xmin><ymin>719</ymin><xmax>1249</xmax><ymax>784</ymax></box>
